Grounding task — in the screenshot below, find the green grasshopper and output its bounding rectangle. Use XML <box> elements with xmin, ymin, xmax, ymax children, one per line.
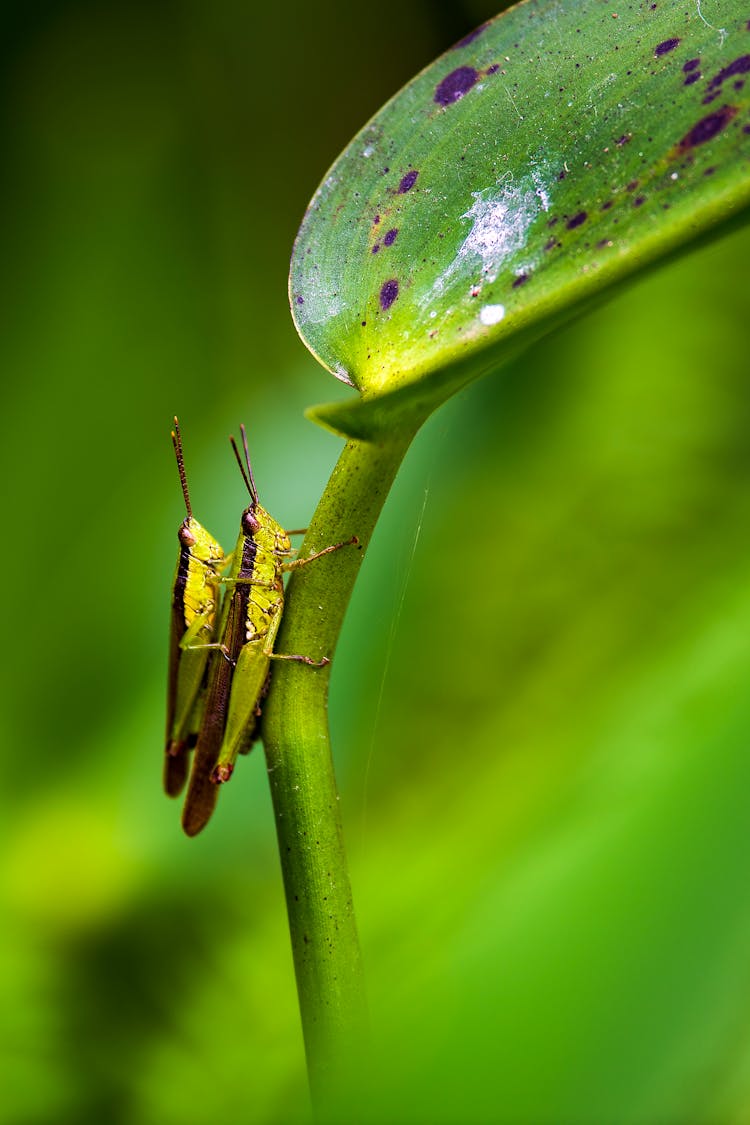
<box><xmin>165</xmin><ymin>419</ymin><xmax>227</xmax><ymax>798</ymax></box>
<box><xmin>180</xmin><ymin>425</ymin><xmax>357</xmax><ymax>837</ymax></box>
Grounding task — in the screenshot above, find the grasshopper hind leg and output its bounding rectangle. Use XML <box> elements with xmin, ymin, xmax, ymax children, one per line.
<box><xmin>164</xmin><ymin>745</ymin><xmax>189</xmax><ymax>797</ymax></box>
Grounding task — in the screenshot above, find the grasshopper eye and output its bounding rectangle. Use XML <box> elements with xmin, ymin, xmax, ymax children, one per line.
<box><xmin>242</xmin><ymin>507</ymin><xmax>260</xmax><ymax>535</ymax></box>
<box><xmin>179</xmin><ymin>521</ymin><xmax>196</xmax><ymax>547</ymax></box>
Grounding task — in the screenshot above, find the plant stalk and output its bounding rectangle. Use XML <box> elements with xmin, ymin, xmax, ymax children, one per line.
<box><xmin>262</xmin><ymin>430</ymin><xmax>415</xmax><ymax>1112</ymax></box>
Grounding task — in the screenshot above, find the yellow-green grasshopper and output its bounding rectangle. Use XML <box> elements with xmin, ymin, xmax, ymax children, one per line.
<box><xmin>181</xmin><ymin>425</ymin><xmax>357</xmax><ymax>837</ymax></box>
<box><xmin>165</xmin><ymin>419</ymin><xmax>228</xmax><ymax>798</ymax></box>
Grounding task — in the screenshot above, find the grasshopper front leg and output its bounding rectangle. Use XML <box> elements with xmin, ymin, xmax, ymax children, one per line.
<box><xmin>281</xmin><ymin>535</ymin><xmax>359</xmax><ymax>572</ymax></box>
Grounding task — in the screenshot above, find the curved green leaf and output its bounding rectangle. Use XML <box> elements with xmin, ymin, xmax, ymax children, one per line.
<box><xmin>290</xmin><ymin>0</ymin><xmax>750</xmax><ymax>439</ymax></box>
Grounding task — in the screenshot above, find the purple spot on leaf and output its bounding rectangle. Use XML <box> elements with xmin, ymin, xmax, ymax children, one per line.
<box><xmin>383</xmin><ymin>228</ymin><xmax>399</xmax><ymax>247</ymax></box>
<box><xmin>434</xmin><ymin>66</ymin><xmax>479</xmax><ymax>106</ymax></box>
<box><xmin>683</xmin><ymin>57</ymin><xmax>700</xmax><ymax>72</ymax></box>
<box><xmin>684</xmin><ymin>72</ymin><xmax>701</xmax><ymax>86</ymax></box>
<box><xmin>379</xmin><ymin>279</ymin><xmax>399</xmax><ymax>311</ymax></box>
<box><xmin>512</xmin><ymin>273</ymin><xmax>530</xmax><ymax>288</ymax></box>
<box><xmin>707</xmin><ymin>55</ymin><xmax>750</xmax><ymax>91</ymax></box>
<box><xmin>616</xmin><ymin>133</ymin><xmax>631</xmax><ymax>145</ymax></box>
<box><xmin>567</xmin><ymin>211</ymin><xmax>588</xmax><ymax>229</ymax></box>
<box><xmin>655</xmin><ymin>37</ymin><xmax>681</xmax><ymax>56</ymax></box>
<box><xmin>296</xmin><ymin>296</ymin><xmax>304</xmax><ymax>305</ymax></box>
<box><xmin>487</xmin><ymin>63</ymin><xmax>500</xmax><ymax>75</ymax></box>
<box><xmin>453</xmin><ymin>22</ymin><xmax>488</xmax><ymax>49</ymax></box>
<box><xmin>677</xmin><ymin>105</ymin><xmax>738</xmax><ymax>150</ymax></box>
<box><xmin>398</xmin><ymin>170</ymin><xmax>419</xmax><ymax>193</ymax></box>
<box><xmin>633</xmin><ymin>195</ymin><xmax>646</xmax><ymax>206</ymax></box>
<box><xmin>372</xmin><ymin>244</ymin><xmax>381</xmax><ymax>254</ymax></box>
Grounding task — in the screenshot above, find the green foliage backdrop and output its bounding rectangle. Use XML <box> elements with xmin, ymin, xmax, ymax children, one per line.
<box><xmin>2</xmin><ymin>2</ymin><xmax>750</xmax><ymax>1122</ymax></box>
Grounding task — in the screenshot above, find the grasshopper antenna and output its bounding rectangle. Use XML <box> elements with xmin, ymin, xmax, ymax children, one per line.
<box><xmin>240</xmin><ymin>423</ymin><xmax>259</xmax><ymax>504</ymax></box>
<box><xmin>172</xmin><ymin>416</ymin><xmax>192</xmax><ymax>519</ymax></box>
<box><xmin>230</xmin><ymin>423</ymin><xmax>259</xmax><ymax>505</ymax></box>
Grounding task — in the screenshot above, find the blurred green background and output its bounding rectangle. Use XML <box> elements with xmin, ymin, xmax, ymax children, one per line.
<box><xmin>3</xmin><ymin>1</ymin><xmax>750</xmax><ymax>1122</ymax></box>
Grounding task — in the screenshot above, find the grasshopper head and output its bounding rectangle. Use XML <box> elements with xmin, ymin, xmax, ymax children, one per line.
<box><xmin>240</xmin><ymin>503</ymin><xmax>260</xmax><ymax>536</ymax></box>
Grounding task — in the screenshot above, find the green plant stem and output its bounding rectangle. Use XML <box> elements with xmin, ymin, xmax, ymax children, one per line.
<box><xmin>262</xmin><ymin>429</ymin><xmax>415</xmax><ymax>1111</ymax></box>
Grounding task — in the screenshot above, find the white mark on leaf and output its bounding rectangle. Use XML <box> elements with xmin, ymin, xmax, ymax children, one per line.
<box><xmin>332</xmin><ymin>366</ymin><xmax>355</xmax><ymax>386</ymax></box>
<box><xmin>479</xmin><ymin>304</ymin><xmax>506</xmax><ymax>326</ymax></box>
<box><xmin>458</xmin><ymin>183</ymin><xmax>539</xmax><ymax>283</ymax></box>
<box><xmin>416</xmin><ymin>175</ymin><xmax>546</xmax><ymax>320</ymax></box>
<box><xmin>531</xmin><ymin>168</ymin><xmax>551</xmax><ymax>211</ymax></box>
<box><xmin>696</xmin><ymin>0</ymin><xmax>728</xmax><ymax>45</ymax></box>
<box><xmin>502</xmin><ymin>84</ymin><xmax>524</xmax><ymax>121</ymax></box>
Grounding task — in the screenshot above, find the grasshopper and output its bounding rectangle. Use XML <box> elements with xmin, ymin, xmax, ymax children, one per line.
<box><xmin>180</xmin><ymin>425</ymin><xmax>357</xmax><ymax>837</ymax></box>
<box><xmin>165</xmin><ymin>419</ymin><xmax>227</xmax><ymax>797</ymax></box>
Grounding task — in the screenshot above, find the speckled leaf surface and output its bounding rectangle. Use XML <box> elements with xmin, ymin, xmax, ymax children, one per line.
<box><xmin>290</xmin><ymin>0</ymin><xmax>750</xmax><ymax>439</ymax></box>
